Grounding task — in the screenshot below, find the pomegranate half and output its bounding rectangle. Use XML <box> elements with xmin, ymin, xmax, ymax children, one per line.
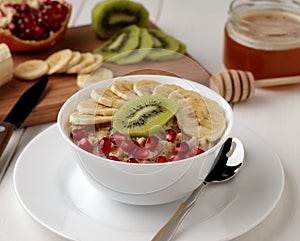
<box><xmin>0</xmin><ymin>0</ymin><xmax>71</xmax><ymax>52</ymax></box>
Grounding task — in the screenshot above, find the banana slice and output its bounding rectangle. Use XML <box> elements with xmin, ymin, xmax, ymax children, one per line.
<box><xmin>76</xmin><ymin>99</ymin><xmax>116</xmax><ymax>116</ymax></box>
<box><xmin>67</xmin><ymin>51</ymin><xmax>82</xmax><ymax>67</ymax></box>
<box><xmin>174</xmin><ymin>89</ymin><xmax>210</xmax><ymax>121</ymax></box>
<box><xmin>186</xmin><ymin>97</ymin><xmax>209</xmax><ymax>123</ymax></box>
<box><xmin>14</xmin><ymin>59</ymin><xmax>48</xmax><ymax>81</ymax></box>
<box><xmin>133</xmin><ymin>79</ymin><xmax>160</xmax><ymax>96</ymax></box>
<box><xmin>46</xmin><ymin>49</ymin><xmax>73</xmax><ymax>74</ymax></box>
<box><xmin>169</xmin><ymin>88</ymin><xmax>226</xmax><ymax>146</ymax></box>
<box><xmin>65</xmin><ymin>53</ymin><xmax>95</xmax><ymax>74</ymax></box>
<box><xmin>111</xmin><ymin>79</ymin><xmax>138</xmax><ymax>100</ymax></box>
<box><xmin>58</xmin><ymin>51</ymin><xmax>82</xmax><ymax>73</ymax></box>
<box><xmin>203</xmin><ymin>98</ymin><xmax>227</xmax><ymax>142</ymax></box>
<box><xmin>78</xmin><ymin>54</ymin><xmax>103</xmax><ymax>74</ymax></box>
<box><xmin>91</xmin><ymin>86</ymin><xmax>125</xmax><ymax>108</ymax></box>
<box><xmin>152</xmin><ymin>83</ymin><xmax>183</xmax><ymax>98</ymax></box>
<box><xmin>175</xmin><ymin>99</ymin><xmax>201</xmax><ymax>139</ymax></box>
<box><xmin>70</xmin><ymin>112</ymin><xmax>113</xmax><ymax>125</ymax></box>
<box><xmin>76</xmin><ymin>67</ymin><xmax>113</xmax><ymax>88</ymax></box>
<box><xmin>163</xmin><ymin>84</ymin><xmax>184</xmax><ymax>91</ymax></box>
<box><xmin>0</xmin><ymin>43</ymin><xmax>14</xmax><ymax>87</ymax></box>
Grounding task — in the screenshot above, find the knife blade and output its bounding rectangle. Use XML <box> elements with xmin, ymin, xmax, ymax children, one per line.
<box><xmin>0</xmin><ymin>75</ymin><xmax>48</xmax><ymax>168</ymax></box>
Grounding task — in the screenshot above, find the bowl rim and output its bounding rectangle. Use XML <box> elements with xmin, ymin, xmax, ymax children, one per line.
<box><xmin>57</xmin><ymin>74</ymin><xmax>234</xmax><ymax>166</ymax></box>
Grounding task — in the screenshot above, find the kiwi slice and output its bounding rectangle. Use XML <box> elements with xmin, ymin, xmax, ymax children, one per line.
<box><xmin>92</xmin><ymin>0</ymin><xmax>149</xmax><ymax>39</ymax></box>
<box><xmin>93</xmin><ymin>25</ymin><xmax>141</xmax><ymax>60</ymax></box>
<box><xmin>113</xmin><ymin>95</ymin><xmax>178</xmax><ymax>137</ymax></box>
<box><xmin>146</xmin><ymin>29</ymin><xmax>185</xmax><ymax>61</ymax></box>
<box><xmin>178</xmin><ymin>42</ymin><xmax>187</xmax><ymax>54</ymax></box>
<box><xmin>112</xmin><ymin>28</ymin><xmax>154</xmax><ymax>65</ymax></box>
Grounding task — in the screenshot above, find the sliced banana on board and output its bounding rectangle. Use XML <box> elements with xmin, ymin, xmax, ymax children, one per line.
<box><xmin>78</xmin><ymin>54</ymin><xmax>103</xmax><ymax>74</ymax></box>
<box><xmin>58</xmin><ymin>51</ymin><xmax>82</xmax><ymax>73</ymax></box>
<box><xmin>14</xmin><ymin>59</ymin><xmax>48</xmax><ymax>81</ymax></box>
<box><xmin>46</xmin><ymin>48</ymin><xmax>73</xmax><ymax>74</ymax></box>
<box><xmin>65</xmin><ymin>52</ymin><xmax>95</xmax><ymax>74</ymax></box>
<box><xmin>13</xmin><ymin>49</ymin><xmax>109</xmax><ymax>82</ymax></box>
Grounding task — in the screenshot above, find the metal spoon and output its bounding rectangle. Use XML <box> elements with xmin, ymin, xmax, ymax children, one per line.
<box><xmin>151</xmin><ymin>137</ymin><xmax>244</xmax><ymax>241</ymax></box>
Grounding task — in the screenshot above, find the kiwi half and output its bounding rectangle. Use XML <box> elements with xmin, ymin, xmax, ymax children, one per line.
<box><xmin>92</xmin><ymin>0</ymin><xmax>149</xmax><ymax>39</ymax></box>
<box><xmin>94</xmin><ymin>25</ymin><xmax>141</xmax><ymax>60</ymax></box>
<box><xmin>146</xmin><ymin>29</ymin><xmax>186</xmax><ymax>61</ymax></box>
<box><xmin>112</xmin><ymin>28</ymin><xmax>154</xmax><ymax>65</ymax></box>
<box><xmin>113</xmin><ymin>95</ymin><xmax>178</xmax><ymax>137</ymax></box>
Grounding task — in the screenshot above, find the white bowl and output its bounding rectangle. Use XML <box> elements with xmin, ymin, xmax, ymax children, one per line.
<box><xmin>57</xmin><ymin>75</ymin><xmax>233</xmax><ymax>205</ymax></box>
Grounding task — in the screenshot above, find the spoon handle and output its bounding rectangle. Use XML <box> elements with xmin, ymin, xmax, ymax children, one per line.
<box><xmin>151</xmin><ymin>182</ymin><xmax>207</xmax><ymax>241</ymax></box>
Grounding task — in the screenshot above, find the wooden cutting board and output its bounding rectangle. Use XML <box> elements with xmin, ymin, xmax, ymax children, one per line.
<box><xmin>0</xmin><ymin>24</ymin><xmax>210</xmax><ymax>127</ymax></box>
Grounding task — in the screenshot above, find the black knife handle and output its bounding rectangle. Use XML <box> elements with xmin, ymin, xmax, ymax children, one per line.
<box><xmin>0</xmin><ymin>122</ymin><xmax>14</xmax><ymax>158</ymax></box>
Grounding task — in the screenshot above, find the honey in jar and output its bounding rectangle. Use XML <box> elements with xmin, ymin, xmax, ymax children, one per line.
<box><xmin>223</xmin><ymin>0</ymin><xmax>300</xmax><ymax>79</ymax></box>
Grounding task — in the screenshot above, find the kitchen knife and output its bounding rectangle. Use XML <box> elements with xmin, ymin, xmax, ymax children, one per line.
<box><xmin>0</xmin><ymin>75</ymin><xmax>48</xmax><ymax>167</ymax></box>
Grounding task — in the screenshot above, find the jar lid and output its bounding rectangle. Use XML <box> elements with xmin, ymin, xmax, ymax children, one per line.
<box><xmin>227</xmin><ymin>0</ymin><xmax>300</xmax><ymax>50</ymax></box>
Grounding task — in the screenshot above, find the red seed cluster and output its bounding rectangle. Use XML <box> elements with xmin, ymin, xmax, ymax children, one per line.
<box><xmin>4</xmin><ymin>0</ymin><xmax>68</xmax><ymax>41</ymax></box>
<box><xmin>71</xmin><ymin>127</ymin><xmax>205</xmax><ymax>164</ymax></box>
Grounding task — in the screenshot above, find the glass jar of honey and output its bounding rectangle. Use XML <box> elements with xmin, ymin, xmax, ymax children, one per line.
<box><xmin>223</xmin><ymin>0</ymin><xmax>300</xmax><ymax>79</ymax></box>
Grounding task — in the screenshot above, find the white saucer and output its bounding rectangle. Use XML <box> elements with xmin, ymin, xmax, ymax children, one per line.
<box><xmin>14</xmin><ymin>124</ymin><xmax>284</xmax><ymax>241</ymax></box>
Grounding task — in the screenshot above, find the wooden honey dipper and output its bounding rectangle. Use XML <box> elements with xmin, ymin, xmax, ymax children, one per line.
<box><xmin>210</xmin><ymin>69</ymin><xmax>300</xmax><ymax>103</ymax></box>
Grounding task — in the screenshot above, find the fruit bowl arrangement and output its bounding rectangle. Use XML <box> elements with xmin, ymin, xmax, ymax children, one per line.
<box><xmin>57</xmin><ymin>75</ymin><xmax>233</xmax><ymax>205</ymax></box>
<box><xmin>0</xmin><ymin>0</ymin><xmax>71</xmax><ymax>52</ymax></box>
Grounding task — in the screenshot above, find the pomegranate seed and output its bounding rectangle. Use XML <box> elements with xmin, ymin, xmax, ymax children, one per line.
<box><xmin>34</xmin><ymin>25</ymin><xmax>45</xmax><ymax>39</ymax></box>
<box><xmin>50</xmin><ymin>1</ymin><xmax>60</xmax><ymax>9</ymax></box>
<box><xmin>110</xmin><ymin>132</ymin><xmax>127</xmax><ymax>146</ymax></box>
<box><xmin>48</xmin><ymin>21</ymin><xmax>61</xmax><ymax>32</ymax></box>
<box><xmin>71</xmin><ymin>129</ymin><xmax>87</xmax><ymax>141</ymax></box>
<box><xmin>165</xmin><ymin>129</ymin><xmax>177</xmax><ymax>142</ymax></box>
<box><xmin>60</xmin><ymin>4</ymin><xmax>68</xmax><ymax>15</ymax></box>
<box><xmin>108</xmin><ymin>155</ymin><xmax>120</xmax><ymax>161</ymax></box>
<box><xmin>145</xmin><ymin>136</ymin><xmax>159</xmax><ymax>150</ymax></box>
<box><xmin>12</xmin><ymin>4</ymin><xmax>21</xmax><ymax>12</ymax></box>
<box><xmin>78</xmin><ymin>138</ymin><xmax>94</xmax><ymax>153</ymax></box>
<box><xmin>23</xmin><ymin>15</ymin><xmax>30</xmax><ymax>24</ymax></box>
<box><xmin>4</xmin><ymin>3</ymin><xmax>12</xmax><ymax>8</ymax></box>
<box><xmin>98</xmin><ymin>137</ymin><xmax>112</xmax><ymax>155</ymax></box>
<box><xmin>134</xmin><ymin>148</ymin><xmax>149</xmax><ymax>159</ymax></box>
<box><xmin>120</xmin><ymin>140</ymin><xmax>139</xmax><ymax>155</ymax></box>
<box><xmin>24</xmin><ymin>28</ymin><xmax>34</xmax><ymax>40</ymax></box>
<box><xmin>174</xmin><ymin>142</ymin><xmax>190</xmax><ymax>155</ymax></box>
<box><xmin>7</xmin><ymin>22</ymin><xmax>16</xmax><ymax>31</ymax></box>
<box><xmin>169</xmin><ymin>154</ymin><xmax>182</xmax><ymax>162</ymax></box>
<box><xmin>155</xmin><ymin>156</ymin><xmax>167</xmax><ymax>163</ymax></box>
<box><xmin>22</xmin><ymin>2</ymin><xmax>30</xmax><ymax>12</ymax></box>
<box><xmin>189</xmin><ymin>148</ymin><xmax>204</xmax><ymax>157</ymax></box>
<box><xmin>43</xmin><ymin>0</ymin><xmax>52</xmax><ymax>5</ymax></box>
<box><xmin>127</xmin><ymin>158</ymin><xmax>139</xmax><ymax>163</ymax></box>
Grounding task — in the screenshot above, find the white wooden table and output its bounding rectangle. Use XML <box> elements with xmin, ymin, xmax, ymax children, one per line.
<box><xmin>1</xmin><ymin>0</ymin><xmax>299</xmax><ymax>240</ymax></box>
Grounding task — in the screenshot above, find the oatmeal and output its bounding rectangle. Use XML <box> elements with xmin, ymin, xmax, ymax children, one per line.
<box><xmin>69</xmin><ymin>79</ymin><xmax>227</xmax><ymax>163</ymax></box>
